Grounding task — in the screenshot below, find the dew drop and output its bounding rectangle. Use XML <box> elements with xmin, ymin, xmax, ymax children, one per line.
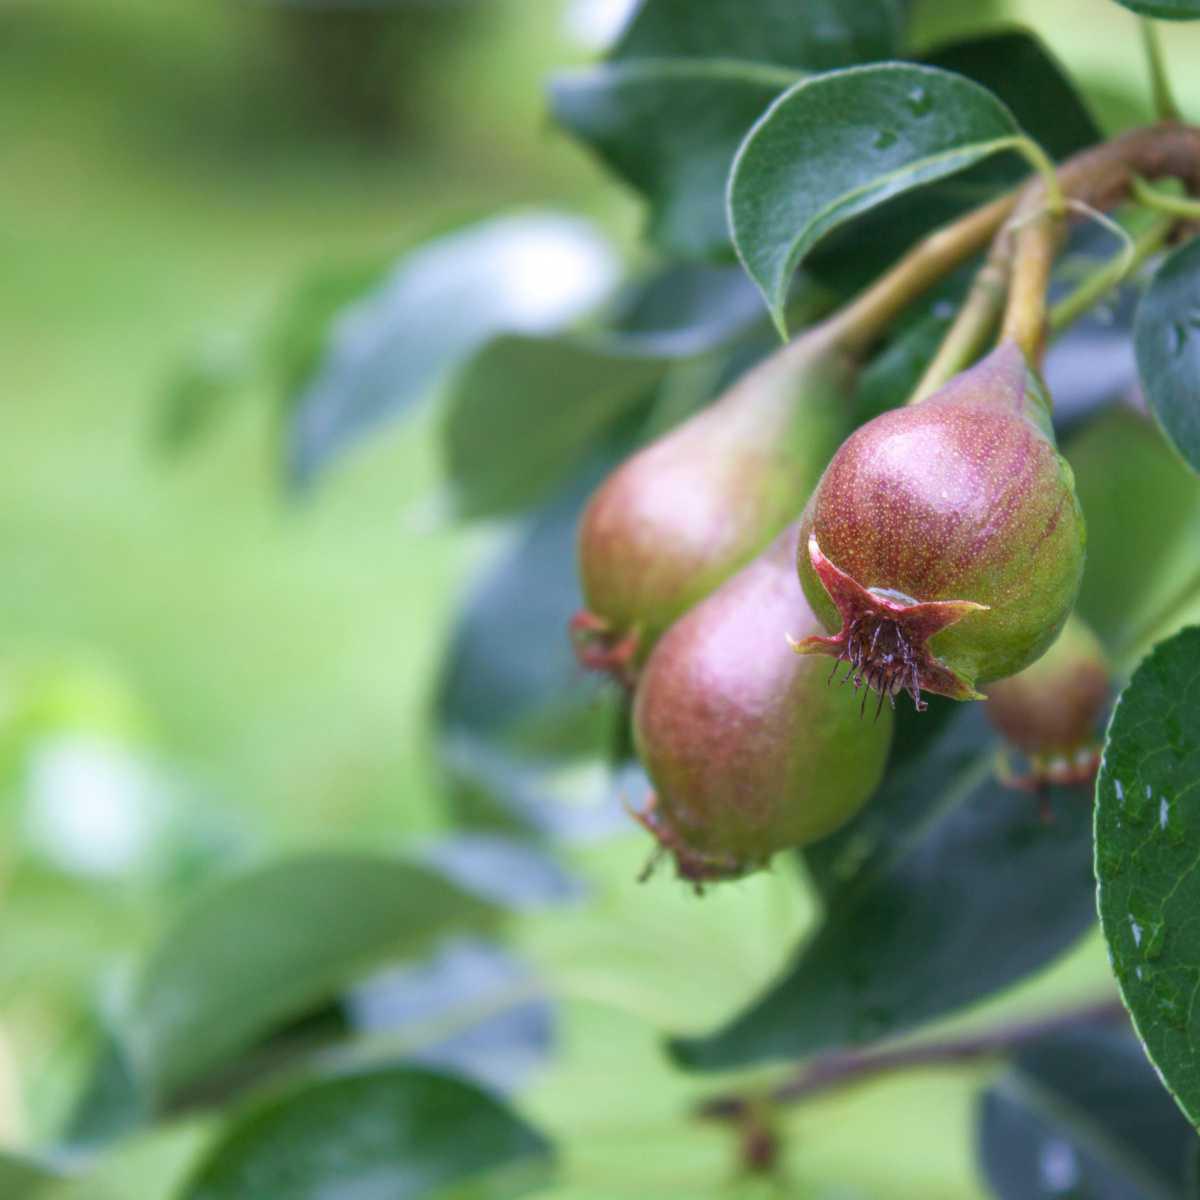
<box><xmin>1130</xmin><ymin>917</ymin><xmax>1144</xmax><ymax>948</ymax></box>
<box><xmin>904</xmin><ymin>85</ymin><xmax>933</xmax><ymax>116</ymax></box>
<box><xmin>1168</xmin><ymin>322</ymin><xmax>1189</xmax><ymax>357</ymax></box>
<box><xmin>873</xmin><ymin>128</ymin><xmax>898</xmax><ymax>150</ymax></box>
<box><xmin>1114</xmin><ymin>779</ymin><xmax>1125</xmax><ymax>803</ymax></box>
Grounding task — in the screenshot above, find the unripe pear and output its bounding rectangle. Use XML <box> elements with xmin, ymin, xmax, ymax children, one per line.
<box><xmin>985</xmin><ymin>614</ymin><xmax>1109</xmax><ymax>791</ymax></box>
<box><xmin>574</xmin><ymin>328</ymin><xmax>854</xmax><ymax>680</ymax></box>
<box><xmin>631</xmin><ymin>524</ymin><xmax>893</xmax><ymax>885</ymax></box>
<box><xmin>794</xmin><ymin>341</ymin><xmax>1085</xmax><ymax>710</ymax></box>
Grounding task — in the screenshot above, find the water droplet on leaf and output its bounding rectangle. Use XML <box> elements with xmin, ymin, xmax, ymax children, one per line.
<box><xmin>873</xmin><ymin>129</ymin><xmax>898</xmax><ymax>151</ymax></box>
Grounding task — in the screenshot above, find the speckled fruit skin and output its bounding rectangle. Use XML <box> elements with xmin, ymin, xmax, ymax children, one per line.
<box><xmin>985</xmin><ymin>615</ymin><xmax>1110</xmax><ymax>756</ymax></box>
<box><xmin>797</xmin><ymin>341</ymin><xmax>1086</xmax><ymax>697</ymax></box>
<box><xmin>632</xmin><ymin>524</ymin><xmax>893</xmax><ymax>883</ymax></box>
<box><xmin>577</xmin><ymin>327</ymin><xmax>853</xmax><ymax>669</ymax></box>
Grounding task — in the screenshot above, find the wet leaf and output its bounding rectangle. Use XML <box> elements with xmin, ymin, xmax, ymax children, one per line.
<box><xmin>728</xmin><ymin>64</ymin><xmax>1020</xmax><ymax>331</ymax></box>
<box><xmin>1096</xmin><ymin>626</ymin><xmax>1200</xmax><ymax>1126</ymax></box>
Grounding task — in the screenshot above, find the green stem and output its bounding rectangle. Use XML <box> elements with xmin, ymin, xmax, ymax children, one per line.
<box><xmin>1001</xmin><ymin>123</ymin><xmax>1200</xmax><ymax>370</ymax></box>
<box><xmin>1140</xmin><ymin>18</ymin><xmax>1181</xmax><ymax>123</ymax></box>
<box><xmin>1131</xmin><ymin>174</ymin><xmax>1200</xmax><ymax>220</ymax></box>
<box><xmin>1048</xmin><ymin>211</ymin><xmax>1174</xmax><ymax>335</ymax></box>
<box><xmin>908</xmin><ymin>244</ymin><xmax>1011</xmax><ymax>404</ymax></box>
<box><xmin>827</xmin><ymin>193</ymin><xmax>1017</xmax><ymax>357</ymax></box>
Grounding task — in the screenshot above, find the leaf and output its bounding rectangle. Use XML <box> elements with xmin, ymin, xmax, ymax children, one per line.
<box><xmin>670</xmin><ymin>705</ymin><xmax>1098</xmax><ymax>1071</ymax></box>
<box><xmin>180</xmin><ymin>1067</ymin><xmax>553</xmax><ymax>1200</ymax></box>
<box><xmin>435</xmin><ymin>455</ymin><xmax>628</xmax><ymax>840</ymax></box>
<box><xmin>1110</xmin><ymin>0</ymin><xmax>1200</xmax><ymax>18</ymax></box>
<box><xmin>0</xmin><ymin>1154</ymin><xmax>60</xmax><ymax>1199</ymax></box>
<box><xmin>344</xmin><ymin>936</ymin><xmax>554</xmax><ymax>1095</ymax></box>
<box><xmin>441</xmin><ymin>333</ymin><xmax>665</xmax><ymax>519</ymax></box>
<box><xmin>286</xmin><ymin>214</ymin><xmax>618</xmax><ymax>486</ymax></box>
<box><xmin>1066</xmin><ymin>409</ymin><xmax>1200</xmax><ymax>663</ymax></box>
<box><xmin>550</xmin><ymin>60</ymin><xmax>799</xmax><ymax>260</ymax></box>
<box><xmin>124</xmin><ymin>852</ymin><xmax>494</xmax><ymax>1102</ymax></box>
<box><xmin>977</xmin><ymin>1025</ymin><xmax>1198</xmax><ymax>1199</ymax></box>
<box><xmin>611</xmin><ymin>0</ymin><xmax>902</xmax><ymax>70</ymax></box>
<box><xmin>728</xmin><ymin>64</ymin><xmax>1022</xmax><ymax>331</ymax></box>
<box><xmin>1135</xmin><ymin>236</ymin><xmax>1200</xmax><ymax>477</ymax></box>
<box><xmin>804</xmin><ymin>29</ymin><xmax>1100</xmax><ymax>295</ymax></box>
<box><xmin>1096</xmin><ymin>626</ymin><xmax>1200</xmax><ymax>1126</ymax></box>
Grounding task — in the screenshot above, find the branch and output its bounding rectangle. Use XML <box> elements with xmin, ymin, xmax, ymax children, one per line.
<box><xmin>696</xmin><ymin>997</ymin><xmax>1127</xmax><ymax>1121</ymax></box>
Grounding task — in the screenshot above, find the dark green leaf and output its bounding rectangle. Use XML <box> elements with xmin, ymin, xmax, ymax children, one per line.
<box><xmin>1135</xmin><ymin>236</ymin><xmax>1200</xmax><ymax>476</ymax></box>
<box><xmin>125</xmin><ymin>852</ymin><xmax>494</xmax><ymax>1102</ymax></box>
<box><xmin>1110</xmin><ymin>0</ymin><xmax>1200</xmax><ymax>18</ymax></box>
<box><xmin>286</xmin><ymin>215</ymin><xmax>617</xmax><ymax>486</ymax></box>
<box><xmin>728</xmin><ymin>64</ymin><xmax>1022</xmax><ymax>331</ymax></box>
<box><xmin>978</xmin><ymin>1025</ymin><xmax>1198</xmax><ymax>1200</ymax></box>
<box><xmin>181</xmin><ymin>1067</ymin><xmax>553</xmax><ymax>1200</ymax></box>
<box><xmin>0</xmin><ymin>1154</ymin><xmax>60</xmax><ymax>1199</ymax></box>
<box><xmin>804</xmin><ymin>30</ymin><xmax>1100</xmax><ymax>295</ymax></box>
<box><xmin>1066</xmin><ymin>409</ymin><xmax>1200</xmax><ymax>660</ymax></box>
<box><xmin>670</xmin><ymin>706</ymin><xmax>1097</xmax><ymax>1071</ymax></box>
<box><xmin>1096</xmin><ymin>626</ymin><xmax>1200</xmax><ymax>1126</ymax></box>
<box><xmin>441</xmin><ymin>334</ymin><xmax>666</xmax><ymax>519</ymax></box>
<box><xmin>611</xmin><ymin>0</ymin><xmax>902</xmax><ymax>69</ymax></box>
<box><xmin>550</xmin><ymin>60</ymin><xmax>798</xmax><ymax>260</ymax></box>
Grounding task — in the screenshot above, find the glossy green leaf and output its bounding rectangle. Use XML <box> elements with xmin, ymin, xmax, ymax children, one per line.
<box><xmin>978</xmin><ymin>1025</ymin><xmax>1199</xmax><ymax>1199</ymax></box>
<box><xmin>1135</xmin><ymin>237</ymin><xmax>1200</xmax><ymax>477</ymax></box>
<box><xmin>611</xmin><ymin>0</ymin><xmax>902</xmax><ymax>69</ymax></box>
<box><xmin>441</xmin><ymin>334</ymin><xmax>666</xmax><ymax>519</ymax></box>
<box><xmin>728</xmin><ymin>64</ymin><xmax>1022</xmax><ymax>331</ymax></box>
<box><xmin>1066</xmin><ymin>408</ymin><xmax>1200</xmax><ymax>664</ymax></box>
<box><xmin>671</xmin><ymin>706</ymin><xmax>1098</xmax><ymax>1071</ymax></box>
<box><xmin>286</xmin><ymin>214</ymin><xmax>618</xmax><ymax>486</ymax></box>
<box><xmin>181</xmin><ymin>1067</ymin><xmax>553</xmax><ymax>1200</ymax></box>
<box><xmin>124</xmin><ymin>853</ymin><xmax>494</xmax><ymax>1102</ymax></box>
<box><xmin>550</xmin><ymin>60</ymin><xmax>799</xmax><ymax>260</ymax></box>
<box><xmin>0</xmin><ymin>1154</ymin><xmax>60</xmax><ymax>1199</ymax></box>
<box><xmin>1096</xmin><ymin>626</ymin><xmax>1200</xmax><ymax>1126</ymax></box>
<box><xmin>1110</xmin><ymin>0</ymin><xmax>1200</xmax><ymax>17</ymax></box>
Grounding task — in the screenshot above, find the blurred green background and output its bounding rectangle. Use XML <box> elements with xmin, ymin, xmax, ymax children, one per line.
<box><xmin>3</xmin><ymin>0</ymin><xmax>1200</xmax><ymax>1193</ymax></box>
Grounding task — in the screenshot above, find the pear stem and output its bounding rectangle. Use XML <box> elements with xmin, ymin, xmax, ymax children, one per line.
<box><xmin>827</xmin><ymin>193</ymin><xmax>1018</xmax><ymax>357</ymax></box>
<box><xmin>908</xmin><ymin>240</ymin><xmax>1012</xmax><ymax>405</ymax></box>
<box><xmin>1131</xmin><ymin>173</ymin><xmax>1200</xmax><ymax>220</ymax></box>
<box><xmin>1000</xmin><ymin>123</ymin><xmax>1200</xmax><ymax>372</ymax></box>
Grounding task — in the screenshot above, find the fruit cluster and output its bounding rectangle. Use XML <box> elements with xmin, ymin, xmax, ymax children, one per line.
<box><xmin>572</xmin><ymin>280</ymin><xmax>1097</xmax><ymax>884</ymax></box>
